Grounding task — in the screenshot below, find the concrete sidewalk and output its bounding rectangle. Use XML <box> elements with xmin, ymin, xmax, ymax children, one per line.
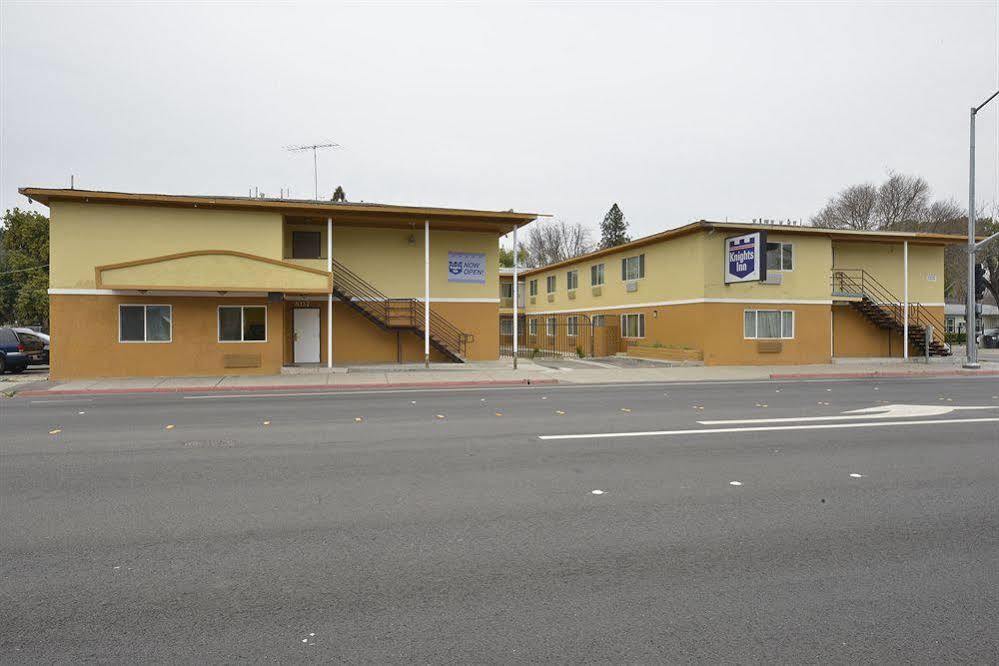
<box><xmin>8</xmin><ymin>356</ymin><xmax>999</xmax><ymax>397</ymax></box>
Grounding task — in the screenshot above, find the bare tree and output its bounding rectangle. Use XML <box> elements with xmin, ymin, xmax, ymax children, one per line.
<box><xmin>876</xmin><ymin>172</ymin><xmax>930</xmax><ymax>231</ymax></box>
<box><xmin>811</xmin><ymin>171</ymin><xmax>934</xmax><ymax>231</ymax></box>
<box><xmin>523</xmin><ymin>219</ymin><xmax>595</xmax><ymax>267</ymax></box>
<box><xmin>811</xmin><ymin>183</ymin><xmax>878</xmax><ymax>229</ymax></box>
<box><xmin>922</xmin><ymin>198</ymin><xmax>965</xmax><ymax>232</ymax></box>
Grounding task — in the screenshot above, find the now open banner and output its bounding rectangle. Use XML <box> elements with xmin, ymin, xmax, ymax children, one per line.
<box><xmin>447</xmin><ymin>252</ymin><xmax>486</xmax><ymax>284</ymax></box>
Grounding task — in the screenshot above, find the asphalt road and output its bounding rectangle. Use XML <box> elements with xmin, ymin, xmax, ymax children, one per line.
<box><xmin>2</xmin><ymin>376</ymin><xmax>998</xmax><ymax>663</ymax></box>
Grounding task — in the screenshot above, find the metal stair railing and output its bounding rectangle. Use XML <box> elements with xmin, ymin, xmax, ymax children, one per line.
<box><xmin>330</xmin><ymin>258</ymin><xmax>472</xmax><ymax>359</ymax></box>
<box><xmin>411</xmin><ymin>300</ymin><xmax>474</xmax><ymax>359</ymax></box>
<box><xmin>331</xmin><ymin>258</ymin><xmax>392</xmax><ymax>324</ymax></box>
<box><xmin>831</xmin><ymin>268</ymin><xmax>948</xmax><ymax>349</ymax></box>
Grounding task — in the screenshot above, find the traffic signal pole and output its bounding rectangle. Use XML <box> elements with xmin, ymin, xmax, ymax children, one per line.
<box><xmin>965</xmin><ymin>90</ymin><xmax>999</xmax><ymax>369</ymax></box>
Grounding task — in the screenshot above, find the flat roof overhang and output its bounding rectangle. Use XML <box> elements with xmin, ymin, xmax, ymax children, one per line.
<box><xmin>19</xmin><ymin>188</ymin><xmax>543</xmax><ymax>234</ymax></box>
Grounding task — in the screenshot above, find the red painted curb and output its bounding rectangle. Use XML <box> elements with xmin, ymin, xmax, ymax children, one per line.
<box><xmin>770</xmin><ymin>369</ymin><xmax>999</xmax><ymax>380</ymax></box>
<box><xmin>15</xmin><ymin>378</ymin><xmax>559</xmax><ymax>398</ymax></box>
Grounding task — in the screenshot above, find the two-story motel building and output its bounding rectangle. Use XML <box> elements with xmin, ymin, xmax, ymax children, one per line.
<box><xmin>517</xmin><ymin>221</ymin><xmax>963</xmax><ymax>365</ymax></box>
<box><xmin>21</xmin><ymin>188</ymin><xmax>538</xmax><ymax>379</ymax></box>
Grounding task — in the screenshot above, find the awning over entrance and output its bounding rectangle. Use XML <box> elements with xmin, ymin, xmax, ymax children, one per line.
<box><xmin>95</xmin><ymin>250</ymin><xmax>332</xmax><ymax>294</ymax></box>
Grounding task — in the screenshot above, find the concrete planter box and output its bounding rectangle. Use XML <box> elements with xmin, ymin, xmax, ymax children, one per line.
<box><xmin>627</xmin><ymin>345</ymin><xmax>703</xmax><ymax>362</ymax></box>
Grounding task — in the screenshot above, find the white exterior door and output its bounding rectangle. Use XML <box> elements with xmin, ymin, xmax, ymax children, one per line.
<box><xmin>293</xmin><ymin>308</ymin><xmax>321</xmax><ymax>363</ymax></box>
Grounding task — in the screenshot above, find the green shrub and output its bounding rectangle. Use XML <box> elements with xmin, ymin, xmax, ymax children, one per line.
<box><xmin>576</xmin><ymin>346</ymin><xmax>585</xmax><ymax>358</ymax></box>
<box><xmin>946</xmin><ymin>332</ymin><xmax>966</xmax><ymax>345</ymax></box>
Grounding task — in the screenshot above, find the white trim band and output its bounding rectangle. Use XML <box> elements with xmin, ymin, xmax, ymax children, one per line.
<box><xmin>49</xmin><ymin>289</ymin><xmax>499</xmax><ymax>304</ymax></box>
<box><xmin>50</xmin><ymin>288</ymin><xmax>268</xmax><ymax>297</ymax></box>
<box><xmin>526</xmin><ymin>297</ymin><xmax>834</xmax><ymax>315</ymax></box>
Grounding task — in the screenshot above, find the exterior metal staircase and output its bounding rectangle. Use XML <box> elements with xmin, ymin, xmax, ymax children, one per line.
<box><xmin>330</xmin><ymin>259</ymin><xmax>472</xmax><ymax>362</ymax></box>
<box><xmin>831</xmin><ymin>268</ymin><xmax>951</xmax><ymax>357</ymax></box>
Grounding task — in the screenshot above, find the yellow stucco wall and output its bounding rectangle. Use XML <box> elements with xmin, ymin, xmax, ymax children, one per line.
<box><xmin>330</xmin><ymin>226</ymin><xmax>499</xmax><ymax>300</ymax></box>
<box><xmin>704</xmin><ymin>232</ymin><xmax>833</xmax><ymax>301</ymax></box>
<box><xmin>98</xmin><ymin>253</ymin><xmax>330</xmax><ymax>292</ymax></box>
<box><xmin>524</xmin><ymin>232</ymin><xmax>706</xmax><ymax>313</ymax></box>
<box><xmin>50</xmin><ymin>202</ymin><xmax>284</xmax><ymax>289</ymax></box>
<box><xmin>832</xmin><ymin>241</ymin><xmax>945</xmax><ymax>304</ymax></box>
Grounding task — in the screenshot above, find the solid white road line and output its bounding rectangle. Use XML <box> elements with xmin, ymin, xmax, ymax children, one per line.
<box><xmin>697</xmin><ymin>404</ymin><xmax>999</xmax><ymax>425</ymax></box>
<box><xmin>538</xmin><ymin>416</ymin><xmax>999</xmax><ymax>440</ymax></box>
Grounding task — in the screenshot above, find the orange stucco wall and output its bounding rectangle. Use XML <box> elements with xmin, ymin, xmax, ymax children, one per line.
<box><xmin>832</xmin><ymin>303</ymin><xmax>945</xmax><ymax>358</ymax></box>
<box><xmin>521</xmin><ymin>302</ymin><xmax>834</xmax><ymax>365</ymax></box>
<box><xmin>50</xmin><ymin>295</ymin><xmax>498</xmax><ymax>379</ymax></box>
<box><xmin>50</xmin><ymin>294</ymin><xmax>285</xmax><ymax>379</ymax></box>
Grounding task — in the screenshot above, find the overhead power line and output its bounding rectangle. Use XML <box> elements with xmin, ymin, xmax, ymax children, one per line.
<box><xmin>0</xmin><ymin>263</ymin><xmax>49</xmax><ymax>276</ymax></box>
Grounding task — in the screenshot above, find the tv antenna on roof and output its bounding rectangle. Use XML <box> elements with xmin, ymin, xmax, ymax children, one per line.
<box><xmin>285</xmin><ymin>141</ymin><xmax>340</xmax><ymax>201</ymax></box>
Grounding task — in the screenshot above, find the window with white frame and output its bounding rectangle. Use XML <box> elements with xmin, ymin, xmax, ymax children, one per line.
<box><xmin>567</xmin><ymin>315</ymin><xmax>579</xmax><ymax>337</ymax></box>
<box><xmin>744</xmin><ymin>309</ymin><xmax>794</xmax><ymax>339</ymax></box>
<box><xmin>621</xmin><ymin>313</ymin><xmax>645</xmax><ymax>338</ymax></box>
<box><xmin>546</xmin><ymin>275</ymin><xmax>557</xmax><ymax>294</ymax></box>
<box><xmin>529</xmin><ymin>318</ymin><xmax>538</xmax><ymax>336</ymax></box>
<box><xmin>591</xmin><ymin>263</ymin><xmax>605</xmax><ymax>286</ymax></box>
<box><xmin>546</xmin><ymin>317</ymin><xmax>556</xmax><ymax>337</ymax></box>
<box><xmin>219</xmin><ymin>305</ymin><xmax>267</xmax><ymax>342</ymax></box>
<box><xmin>766</xmin><ymin>242</ymin><xmax>793</xmax><ymax>271</ymax></box>
<box><xmin>592</xmin><ymin>314</ymin><xmax>605</xmax><ymax>327</ymax></box>
<box><xmin>621</xmin><ymin>254</ymin><xmax>645</xmax><ymax>281</ymax></box>
<box><xmin>500</xmin><ymin>318</ymin><xmax>513</xmax><ymax>335</ymax></box>
<box><xmin>567</xmin><ymin>270</ymin><xmax>579</xmax><ymax>291</ymax></box>
<box><xmin>529</xmin><ymin>279</ymin><xmax>538</xmax><ymax>296</ymax></box>
<box><xmin>119</xmin><ymin>305</ymin><xmax>172</xmax><ymax>343</ymax></box>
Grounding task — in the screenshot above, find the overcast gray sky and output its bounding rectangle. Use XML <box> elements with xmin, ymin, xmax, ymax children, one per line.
<box><xmin>2</xmin><ymin>1</ymin><xmax>997</xmax><ymax>239</ymax></box>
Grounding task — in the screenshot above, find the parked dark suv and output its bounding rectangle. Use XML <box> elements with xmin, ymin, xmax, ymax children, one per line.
<box><xmin>0</xmin><ymin>327</ymin><xmax>43</xmax><ymax>374</ymax></box>
<box><xmin>14</xmin><ymin>328</ymin><xmax>49</xmax><ymax>365</ymax></box>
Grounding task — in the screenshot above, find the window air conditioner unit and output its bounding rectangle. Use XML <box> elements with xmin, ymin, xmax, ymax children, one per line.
<box><xmin>626</xmin><ymin>280</ymin><xmax>638</xmax><ymax>293</ymax></box>
<box><xmin>592</xmin><ymin>286</ymin><xmax>602</xmax><ymax>297</ymax></box>
<box><xmin>764</xmin><ymin>273</ymin><xmax>783</xmax><ymax>285</ymax></box>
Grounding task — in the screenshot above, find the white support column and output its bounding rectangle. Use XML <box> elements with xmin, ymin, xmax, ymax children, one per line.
<box><xmin>424</xmin><ymin>219</ymin><xmax>430</xmax><ymax>368</ymax></box>
<box><xmin>512</xmin><ymin>224</ymin><xmax>519</xmax><ymax>370</ymax></box>
<box><xmin>903</xmin><ymin>240</ymin><xmax>909</xmax><ymax>360</ymax></box>
<box><xmin>327</xmin><ymin>217</ymin><xmax>333</xmax><ymax>369</ymax></box>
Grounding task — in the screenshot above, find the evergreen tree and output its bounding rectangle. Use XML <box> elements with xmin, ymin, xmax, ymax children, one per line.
<box><xmin>599</xmin><ymin>203</ymin><xmax>630</xmax><ymax>249</ymax></box>
<box><xmin>331</xmin><ymin>186</ymin><xmax>347</xmax><ymax>202</ymax></box>
<box><xmin>0</xmin><ymin>208</ymin><xmax>49</xmax><ymax>327</ymax></box>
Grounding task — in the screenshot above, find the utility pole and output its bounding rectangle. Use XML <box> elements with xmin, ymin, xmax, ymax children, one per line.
<box><xmin>286</xmin><ymin>142</ymin><xmax>340</xmax><ymax>200</ymax></box>
<box><xmin>965</xmin><ymin>90</ymin><xmax>999</xmax><ymax>369</ymax></box>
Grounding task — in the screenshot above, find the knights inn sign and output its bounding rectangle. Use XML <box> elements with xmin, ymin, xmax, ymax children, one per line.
<box><xmin>724</xmin><ymin>231</ymin><xmax>768</xmax><ymax>284</ymax></box>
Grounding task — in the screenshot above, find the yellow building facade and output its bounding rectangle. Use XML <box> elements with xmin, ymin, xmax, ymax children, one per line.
<box><xmin>518</xmin><ymin>222</ymin><xmax>961</xmax><ymax>365</ymax></box>
<box><xmin>23</xmin><ymin>188</ymin><xmax>537</xmax><ymax>379</ymax></box>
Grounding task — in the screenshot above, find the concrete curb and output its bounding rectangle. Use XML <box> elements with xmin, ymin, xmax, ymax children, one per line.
<box><xmin>770</xmin><ymin>369</ymin><xmax>999</xmax><ymax>380</ymax></box>
<box><xmin>15</xmin><ymin>378</ymin><xmax>559</xmax><ymax>398</ymax></box>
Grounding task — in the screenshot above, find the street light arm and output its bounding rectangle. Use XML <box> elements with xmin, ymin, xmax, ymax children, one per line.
<box><xmin>974</xmin><ymin>230</ymin><xmax>999</xmax><ymax>251</ymax></box>
<box><xmin>974</xmin><ymin>90</ymin><xmax>999</xmax><ymax>113</ymax></box>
